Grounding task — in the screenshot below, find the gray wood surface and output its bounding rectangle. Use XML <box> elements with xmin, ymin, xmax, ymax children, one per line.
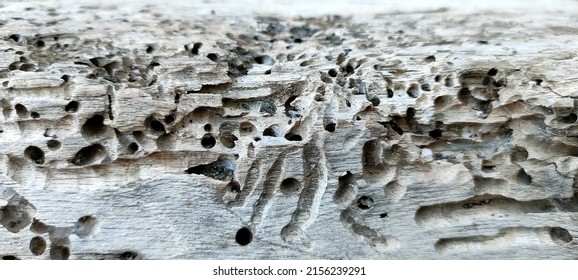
<box><xmin>1</xmin><ymin>0</ymin><xmax>578</xmax><ymax>259</ymax></box>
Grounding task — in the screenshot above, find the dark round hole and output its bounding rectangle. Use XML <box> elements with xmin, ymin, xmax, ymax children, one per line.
<box><xmin>65</xmin><ymin>101</ymin><xmax>80</xmax><ymax>113</ymax></box>
<box><xmin>228</xmin><ymin>180</ymin><xmax>241</xmax><ymax>193</ymax></box>
<box><xmin>9</xmin><ymin>34</ymin><xmax>21</xmax><ymax>42</ymax></box>
<box><xmin>128</xmin><ymin>142</ymin><xmax>139</xmax><ymax>154</ymax></box>
<box><xmin>146</xmin><ymin>46</ymin><xmax>154</xmax><ymax>53</ymax></box>
<box><xmin>15</xmin><ymin>103</ymin><xmax>28</xmax><ymax>118</ymax></box>
<box><xmin>516</xmin><ymin>168</ymin><xmax>532</xmax><ymax>185</ymax></box>
<box><xmin>562</xmin><ymin>113</ymin><xmax>577</xmax><ymax>124</ymax></box>
<box><xmin>47</xmin><ymin>139</ymin><xmax>62</xmax><ymax>150</ymax></box>
<box><xmin>201</xmin><ymin>134</ymin><xmax>216</xmax><ymax>148</ymax></box>
<box><xmin>285</xmin><ymin>133</ymin><xmax>302</xmax><ymax>141</ymax></box>
<box><xmin>50</xmin><ymin>245</ymin><xmax>70</xmax><ymax>260</ymax></box>
<box><xmin>81</xmin><ymin>115</ymin><xmax>106</xmax><ymax>138</ymax></box>
<box><xmin>164</xmin><ymin>114</ymin><xmax>175</xmax><ymax>125</ymax></box>
<box><xmin>35</xmin><ymin>40</ymin><xmax>45</xmax><ymax>48</ymax></box>
<box><xmin>511</xmin><ymin>146</ymin><xmax>528</xmax><ymax>162</ymax></box>
<box><xmin>406</xmin><ymin>107</ymin><xmax>416</xmax><ymax>119</ymax></box>
<box><xmin>254</xmin><ymin>55</ymin><xmax>275</xmax><ymax>65</ymax></box>
<box><xmin>207</xmin><ymin>53</ymin><xmax>221</xmax><ymax>62</ymax></box>
<box><xmin>280</xmin><ymin>178</ymin><xmax>301</xmax><ymax>195</ymax></box>
<box><xmin>1</xmin><ymin>255</ymin><xmax>20</xmax><ymax>260</ymax></box>
<box><xmin>191</xmin><ymin>42</ymin><xmax>203</xmax><ymax>55</ymax></box>
<box><xmin>407</xmin><ymin>84</ymin><xmax>419</xmax><ymax>98</ymax></box>
<box><xmin>387</xmin><ymin>88</ymin><xmax>394</xmax><ymax>98</ymax></box>
<box><xmin>30</xmin><ymin>236</ymin><xmax>47</xmax><ymax>256</ymax></box>
<box><xmin>71</xmin><ymin>144</ymin><xmax>107</xmax><ymax>166</ymax></box>
<box><xmin>263</xmin><ymin>125</ymin><xmax>281</xmax><ymax>137</ymax></box>
<box><xmin>9</xmin><ymin>62</ymin><xmax>20</xmax><ymax>71</ymax></box>
<box><xmin>487</xmin><ymin>68</ymin><xmax>498</xmax><ymax>76</ymax></box>
<box><xmin>357</xmin><ymin>196</ymin><xmax>374</xmax><ymax>210</ymax></box>
<box><xmin>119</xmin><ymin>251</ymin><xmax>141</xmax><ymax>260</ymax></box>
<box><xmin>20</xmin><ymin>63</ymin><xmax>36</xmax><ymax>71</ymax></box>
<box><xmin>239</xmin><ymin>122</ymin><xmax>255</xmax><ymax>135</ymax></box>
<box><xmin>253</xmin><ymin>137</ymin><xmax>261</xmax><ymax>142</ymax></box>
<box><xmin>204</xmin><ymin>123</ymin><xmax>212</xmax><ymax>132</ymax></box>
<box><xmin>150</xmin><ymin>120</ymin><xmax>165</xmax><ymax>132</ymax></box>
<box><xmin>550</xmin><ymin>227</ymin><xmax>573</xmax><ymax>243</ymax></box>
<box><xmin>24</xmin><ymin>146</ymin><xmax>45</xmax><ymax>164</ymax></box>
<box><xmin>30</xmin><ymin>112</ymin><xmax>40</xmax><ymax>119</ymax></box>
<box><xmin>429</xmin><ymin>129</ymin><xmax>442</xmax><ymax>138</ymax></box>
<box><xmin>324</xmin><ymin>123</ymin><xmax>336</xmax><ymax>132</ymax></box>
<box><xmin>457</xmin><ymin>88</ymin><xmax>471</xmax><ymax>104</ymax></box>
<box><xmin>61</xmin><ymin>75</ymin><xmax>71</xmax><ymax>82</ymax></box>
<box><xmin>421</xmin><ymin>83</ymin><xmax>431</xmax><ymax>91</ymax></box>
<box><xmin>235</xmin><ymin>227</ymin><xmax>253</xmax><ymax>246</ymax></box>
<box><xmin>220</xmin><ymin>134</ymin><xmax>238</xmax><ymax>148</ymax></box>
<box><xmin>328</xmin><ymin>69</ymin><xmax>338</xmax><ymax>77</ymax></box>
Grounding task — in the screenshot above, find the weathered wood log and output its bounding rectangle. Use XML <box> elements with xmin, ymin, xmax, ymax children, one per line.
<box><xmin>1</xmin><ymin>0</ymin><xmax>578</xmax><ymax>259</ymax></box>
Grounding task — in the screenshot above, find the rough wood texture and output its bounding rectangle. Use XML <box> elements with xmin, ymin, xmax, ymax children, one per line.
<box><xmin>2</xmin><ymin>0</ymin><xmax>578</xmax><ymax>259</ymax></box>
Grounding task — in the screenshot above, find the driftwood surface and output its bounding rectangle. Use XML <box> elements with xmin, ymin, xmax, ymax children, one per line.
<box><xmin>2</xmin><ymin>0</ymin><xmax>578</xmax><ymax>259</ymax></box>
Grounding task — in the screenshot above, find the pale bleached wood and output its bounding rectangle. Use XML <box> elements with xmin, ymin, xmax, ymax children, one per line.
<box><xmin>1</xmin><ymin>0</ymin><xmax>578</xmax><ymax>260</ymax></box>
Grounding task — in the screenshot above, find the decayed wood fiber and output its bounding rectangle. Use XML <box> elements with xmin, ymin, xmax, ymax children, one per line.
<box><xmin>1</xmin><ymin>1</ymin><xmax>578</xmax><ymax>259</ymax></box>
